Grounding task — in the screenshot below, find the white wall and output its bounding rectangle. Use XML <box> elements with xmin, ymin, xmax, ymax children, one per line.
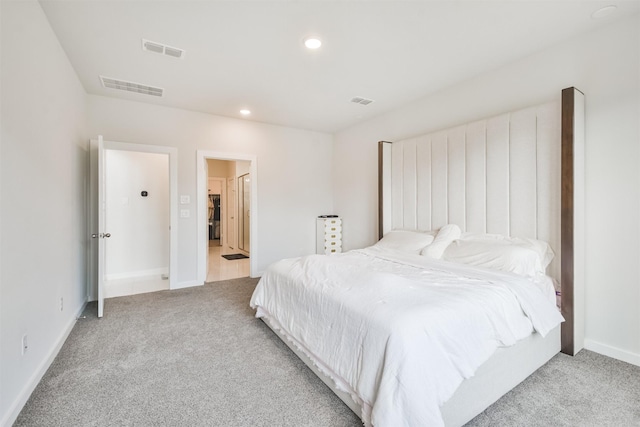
<box><xmin>208</xmin><ymin>178</ymin><xmax>223</xmax><ymax>195</ymax></box>
<box><xmin>87</xmin><ymin>95</ymin><xmax>334</xmax><ymax>282</ymax></box>
<box><xmin>105</xmin><ymin>150</ymin><xmax>169</xmax><ymax>279</ymax></box>
<box><xmin>236</xmin><ymin>160</ymin><xmax>250</xmax><ymax>177</ymax></box>
<box><xmin>0</xmin><ymin>1</ymin><xmax>88</xmax><ymax>425</ymax></box>
<box><xmin>333</xmin><ymin>15</ymin><xmax>640</xmax><ymax>365</ymax></box>
<box><xmin>207</xmin><ymin>159</ymin><xmax>233</xmax><ymax>180</ymax></box>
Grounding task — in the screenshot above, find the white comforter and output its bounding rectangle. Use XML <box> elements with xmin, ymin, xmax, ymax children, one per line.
<box><xmin>250</xmin><ymin>247</ymin><xmax>563</xmax><ymax>427</ymax></box>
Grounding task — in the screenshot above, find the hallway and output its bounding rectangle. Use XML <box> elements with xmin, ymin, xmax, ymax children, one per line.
<box><xmin>206</xmin><ymin>240</ymin><xmax>250</xmax><ymax>282</ymax></box>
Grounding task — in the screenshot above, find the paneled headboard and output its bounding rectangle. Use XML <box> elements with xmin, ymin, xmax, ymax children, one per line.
<box><xmin>378</xmin><ymin>88</ymin><xmax>584</xmax><ymax>356</ymax></box>
<box><xmin>379</xmin><ymin>100</ymin><xmax>561</xmax><ymax>280</ymax></box>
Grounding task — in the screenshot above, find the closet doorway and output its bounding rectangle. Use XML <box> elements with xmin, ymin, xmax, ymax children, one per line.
<box><xmin>207</xmin><ymin>173</ymin><xmax>225</xmax><ymax>249</ymax></box>
<box><xmin>199</xmin><ymin>154</ymin><xmax>256</xmax><ymax>283</ymax></box>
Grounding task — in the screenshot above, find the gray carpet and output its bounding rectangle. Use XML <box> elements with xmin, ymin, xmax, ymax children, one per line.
<box><xmin>15</xmin><ymin>278</ymin><xmax>640</xmax><ymax>427</ymax></box>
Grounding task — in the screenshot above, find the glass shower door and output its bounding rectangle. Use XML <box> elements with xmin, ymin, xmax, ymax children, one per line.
<box><xmin>238</xmin><ymin>174</ymin><xmax>250</xmax><ymax>253</ymax></box>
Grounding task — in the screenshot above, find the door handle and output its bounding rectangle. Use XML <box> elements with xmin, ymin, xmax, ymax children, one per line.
<box><xmin>92</xmin><ymin>233</ymin><xmax>112</xmax><ymax>238</ymax></box>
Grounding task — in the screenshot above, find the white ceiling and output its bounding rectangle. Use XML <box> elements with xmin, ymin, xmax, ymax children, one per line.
<box><xmin>39</xmin><ymin>0</ymin><xmax>639</xmax><ymax>133</ymax></box>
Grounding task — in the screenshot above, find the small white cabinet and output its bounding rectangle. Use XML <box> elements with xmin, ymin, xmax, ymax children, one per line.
<box><xmin>316</xmin><ymin>217</ymin><xmax>342</xmax><ymax>255</ymax></box>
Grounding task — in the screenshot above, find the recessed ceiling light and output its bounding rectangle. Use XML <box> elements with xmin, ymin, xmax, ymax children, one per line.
<box><xmin>240</xmin><ymin>109</ymin><xmax>251</xmax><ymax>116</ymax></box>
<box><xmin>591</xmin><ymin>5</ymin><xmax>617</xmax><ymax>19</ymax></box>
<box><xmin>304</xmin><ymin>37</ymin><xmax>322</xmax><ymax>49</ymax></box>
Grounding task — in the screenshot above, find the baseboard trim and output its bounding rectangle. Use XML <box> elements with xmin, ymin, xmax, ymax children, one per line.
<box><xmin>1</xmin><ymin>300</ymin><xmax>88</xmax><ymax>427</ymax></box>
<box><xmin>584</xmin><ymin>339</ymin><xmax>640</xmax><ymax>367</ymax></box>
<box><xmin>104</xmin><ymin>277</ymin><xmax>169</xmax><ymax>298</ymax></box>
<box><xmin>105</xmin><ymin>268</ymin><xmax>168</xmax><ymax>281</ymax></box>
<box><xmin>171</xmin><ymin>280</ymin><xmax>203</xmax><ymax>290</ymax></box>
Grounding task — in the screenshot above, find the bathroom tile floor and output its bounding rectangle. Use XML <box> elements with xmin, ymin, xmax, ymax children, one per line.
<box><xmin>206</xmin><ymin>240</ymin><xmax>250</xmax><ymax>282</ymax></box>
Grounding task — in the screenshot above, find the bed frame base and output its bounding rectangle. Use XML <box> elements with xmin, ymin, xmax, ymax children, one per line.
<box><xmin>262</xmin><ymin>316</ymin><xmax>560</xmax><ymax>427</ymax></box>
<box><xmin>440</xmin><ymin>325</ymin><xmax>560</xmax><ymax>426</ymax></box>
<box><xmin>261</xmin><ymin>317</ymin><xmax>363</xmax><ymax>417</ymax></box>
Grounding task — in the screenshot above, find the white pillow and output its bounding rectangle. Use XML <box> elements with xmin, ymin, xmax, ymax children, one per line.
<box><xmin>374</xmin><ymin>230</ymin><xmax>435</xmax><ymax>254</ymax></box>
<box><xmin>421</xmin><ymin>224</ymin><xmax>461</xmax><ymax>259</ymax></box>
<box><xmin>516</xmin><ymin>237</ymin><xmax>555</xmax><ymax>270</ymax></box>
<box><xmin>457</xmin><ymin>233</ymin><xmax>554</xmax><ymax>269</ymax></box>
<box><xmin>442</xmin><ymin>234</ymin><xmax>554</xmax><ymax>277</ymax></box>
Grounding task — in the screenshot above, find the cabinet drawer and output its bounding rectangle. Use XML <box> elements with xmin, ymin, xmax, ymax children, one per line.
<box><xmin>323</xmin><ymin>231</ymin><xmax>342</xmax><ymax>241</ymax></box>
<box><xmin>324</xmin><ymin>240</ymin><xmax>342</xmax><ymax>249</ymax></box>
<box><xmin>324</xmin><ymin>246</ymin><xmax>342</xmax><ymax>255</ymax></box>
<box><xmin>324</xmin><ymin>224</ymin><xmax>342</xmax><ymax>233</ymax></box>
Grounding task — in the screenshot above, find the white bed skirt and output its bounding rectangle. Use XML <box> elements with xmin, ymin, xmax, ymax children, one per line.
<box><xmin>262</xmin><ymin>316</ymin><xmax>560</xmax><ymax>427</ymax></box>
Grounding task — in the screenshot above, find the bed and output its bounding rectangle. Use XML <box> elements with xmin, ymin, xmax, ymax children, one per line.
<box><xmin>250</xmin><ymin>88</ymin><xmax>584</xmax><ymax>426</ymax></box>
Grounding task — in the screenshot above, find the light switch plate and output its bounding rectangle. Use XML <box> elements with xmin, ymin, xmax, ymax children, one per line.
<box><xmin>180</xmin><ymin>209</ymin><xmax>190</xmax><ymax>218</ymax></box>
<box><xmin>180</xmin><ymin>195</ymin><xmax>190</xmax><ymax>204</ymax></box>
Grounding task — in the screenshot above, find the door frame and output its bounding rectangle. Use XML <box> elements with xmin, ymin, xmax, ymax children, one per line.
<box><xmin>88</xmin><ymin>138</ymin><xmax>178</xmax><ymax>302</ymax></box>
<box><xmin>197</xmin><ymin>150</ymin><xmax>257</xmax><ymax>282</ymax></box>
<box><xmin>237</xmin><ymin>173</ymin><xmax>250</xmax><ymax>255</ymax></box>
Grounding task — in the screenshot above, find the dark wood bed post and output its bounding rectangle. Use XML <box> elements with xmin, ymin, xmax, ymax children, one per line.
<box><xmin>561</xmin><ymin>87</ymin><xmax>584</xmax><ymax>356</ymax></box>
<box><xmin>561</xmin><ymin>88</ymin><xmax>575</xmax><ymax>355</ymax></box>
<box><xmin>378</xmin><ymin>142</ymin><xmax>384</xmax><ymax>240</ymax></box>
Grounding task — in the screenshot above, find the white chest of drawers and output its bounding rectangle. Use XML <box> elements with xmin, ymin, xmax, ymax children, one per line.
<box><xmin>316</xmin><ymin>217</ymin><xmax>342</xmax><ymax>255</ymax></box>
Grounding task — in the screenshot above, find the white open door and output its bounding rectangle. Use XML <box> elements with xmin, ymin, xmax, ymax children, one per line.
<box><xmin>96</xmin><ymin>135</ymin><xmax>109</xmax><ymax>317</ymax></box>
<box><xmin>89</xmin><ymin>135</ymin><xmax>108</xmax><ymax>318</ymax></box>
<box><xmin>90</xmin><ymin>137</ymin><xmax>178</xmax><ymax>313</ymax></box>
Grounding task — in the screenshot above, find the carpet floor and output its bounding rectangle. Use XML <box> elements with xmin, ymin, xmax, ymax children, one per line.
<box><xmin>15</xmin><ymin>278</ymin><xmax>640</xmax><ymax>426</ymax></box>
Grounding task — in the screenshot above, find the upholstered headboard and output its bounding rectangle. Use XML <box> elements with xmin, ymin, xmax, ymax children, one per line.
<box><xmin>378</xmin><ymin>88</ymin><xmax>584</xmax><ymax>355</ymax></box>
<box><xmin>379</xmin><ymin>101</ymin><xmax>561</xmax><ymax>279</ymax></box>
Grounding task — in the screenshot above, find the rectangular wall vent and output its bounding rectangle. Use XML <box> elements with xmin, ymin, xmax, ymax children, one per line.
<box><xmin>100</xmin><ymin>76</ymin><xmax>164</xmax><ymax>97</ymax></box>
<box><xmin>164</xmin><ymin>46</ymin><xmax>183</xmax><ymax>58</ymax></box>
<box><xmin>351</xmin><ymin>96</ymin><xmax>375</xmax><ymax>106</ymax></box>
<box><xmin>143</xmin><ymin>40</ymin><xmax>164</xmax><ymax>54</ymax></box>
<box><xmin>142</xmin><ymin>39</ymin><xmax>185</xmax><ymax>59</ymax></box>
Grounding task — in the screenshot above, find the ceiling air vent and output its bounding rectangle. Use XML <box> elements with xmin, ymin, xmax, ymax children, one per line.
<box><xmin>100</xmin><ymin>76</ymin><xmax>164</xmax><ymax>97</ymax></box>
<box><xmin>142</xmin><ymin>39</ymin><xmax>185</xmax><ymax>59</ymax></box>
<box><xmin>351</xmin><ymin>96</ymin><xmax>375</xmax><ymax>106</ymax></box>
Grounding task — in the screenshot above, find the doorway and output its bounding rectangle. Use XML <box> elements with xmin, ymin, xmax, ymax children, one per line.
<box><xmin>197</xmin><ymin>151</ymin><xmax>257</xmax><ymax>284</ymax></box>
<box><xmin>88</xmin><ymin>137</ymin><xmax>178</xmax><ymax>317</ymax></box>
<box><xmin>204</xmin><ymin>158</ymin><xmax>251</xmax><ymax>282</ymax></box>
<box><xmin>104</xmin><ymin>149</ymin><xmax>170</xmax><ymax>298</ymax></box>
<box><xmin>207</xmin><ymin>173</ymin><xmax>225</xmax><ymax>249</ymax></box>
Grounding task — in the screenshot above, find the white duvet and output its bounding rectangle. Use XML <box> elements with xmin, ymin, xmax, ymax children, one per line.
<box><xmin>250</xmin><ymin>247</ymin><xmax>564</xmax><ymax>427</ymax></box>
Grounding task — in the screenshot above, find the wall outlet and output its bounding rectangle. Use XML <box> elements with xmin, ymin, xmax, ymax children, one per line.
<box><xmin>60</xmin><ymin>297</ymin><xmax>64</xmax><ymax>312</ymax></box>
<box><xmin>22</xmin><ymin>334</ymin><xmax>28</xmax><ymax>355</ymax></box>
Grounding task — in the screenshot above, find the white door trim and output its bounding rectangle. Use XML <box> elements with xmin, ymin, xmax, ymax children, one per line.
<box><xmin>90</xmin><ymin>139</ymin><xmax>178</xmax><ymax>293</ymax></box>
<box><xmin>197</xmin><ymin>151</ymin><xmax>258</xmax><ymax>282</ymax></box>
